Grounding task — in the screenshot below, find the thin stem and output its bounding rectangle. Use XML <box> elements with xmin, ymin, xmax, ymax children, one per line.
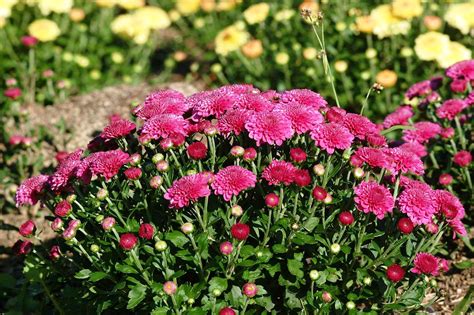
<box><xmin>40</xmin><ymin>278</ymin><xmax>65</xmax><ymax>315</ymax></box>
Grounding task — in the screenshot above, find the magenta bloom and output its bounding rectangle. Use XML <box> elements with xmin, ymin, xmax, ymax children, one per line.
<box><xmin>274</xmin><ymin>102</ymin><xmax>323</xmax><ymax>134</ymax></box>
<box><xmin>55</xmin><ymin>200</ymin><xmax>72</xmax><ymax>217</ymax></box>
<box><xmin>218</xmin><ymin>108</ymin><xmax>250</xmax><ymax>136</ymax></box>
<box><xmin>21</xmin><ymin>35</ymin><xmax>38</xmax><ymax>47</ymax></box>
<box><xmin>16</xmin><ymin>174</ymin><xmax>49</xmax><ymax>206</ymax></box>
<box><xmin>4</xmin><ymin>87</ymin><xmax>22</xmax><ymax>100</ymax></box>
<box><xmin>49</xmin><ymin>149</ymin><xmax>83</xmax><ymax>191</ymax></box>
<box><xmin>119</xmin><ymin>233</ymin><xmax>138</xmax><ymax>250</ymax></box>
<box><xmin>100</xmin><ymin>118</ymin><xmax>136</xmax><ymax>140</ymax></box>
<box><xmin>12</xmin><ymin>240</ymin><xmax>33</xmax><ymax>256</ymax></box>
<box><xmin>325</xmin><ymin>107</ymin><xmax>347</xmax><ymax>122</ymax></box>
<box><xmin>435</xmin><ymin>190</ymin><xmax>465</xmax><ymax>220</ymax></box>
<box><xmin>366</xmin><ymin>132</ymin><xmax>387</xmax><ymax>147</ymax></box>
<box><xmin>211</xmin><ymin>166</ymin><xmax>256</xmax><ymax>201</ymax></box>
<box><xmin>383</xmin><ymin>147</ymin><xmax>424</xmax><ymax>175</ymax></box>
<box><xmin>19</xmin><ymin>220</ymin><xmax>36</xmax><ymax>237</ymax></box>
<box><xmin>294</xmin><ymin>169</ymin><xmax>311</xmax><ymax>187</ymax></box>
<box><xmin>141</xmin><ymin>114</ymin><xmax>189</xmax><ymax>140</ymax></box>
<box><xmin>402</xmin><ymin>122</ymin><xmax>441</xmax><ymax>144</ymax></box>
<box><xmin>188</xmin><ymin>89</ymin><xmax>237</xmax><ymax>118</ymax></box>
<box><xmin>134</xmin><ymin>90</ymin><xmax>187</xmax><ymax>119</ymax></box>
<box><xmin>436</xmin><ymin>99</ymin><xmax>467</xmax><ymax>120</ymax></box>
<box><xmin>405</xmin><ymin>76</ymin><xmax>442</xmax><ymax>99</ymax></box>
<box><xmin>138</xmin><ymin>223</ymin><xmax>155</xmax><ymax>240</ymax></box>
<box><xmin>343</xmin><ymin>113</ymin><xmax>377</xmax><ymax>140</ymax></box>
<box><xmin>262</xmin><ymin>160</ymin><xmax>297</xmax><ymax>185</ymax></box>
<box><xmin>453</xmin><ymin>150</ymin><xmax>472</xmax><ymax>167</ymax></box>
<box><xmin>383</xmin><ymin>106</ymin><xmax>413</xmax><ymax>129</ymax></box>
<box><xmin>86</xmin><ymin>149</ymin><xmax>130</xmax><ymax>180</ymax></box>
<box><xmin>279</xmin><ymin>89</ymin><xmax>327</xmax><ymax>110</ymax></box>
<box><xmin>440</xmin><ymin>127</ymin><xmax>455</xmax><ymax>139</ymax></box>
<box><xmin>448</xmin><ymin>219</ymin><xmax>467</xmax><ymax>238</ymax></box>
<box><xmin>445</xmin><ymin>60</ymin><xmax>474</xmax><ymax>93</ymax></box>
<box><xmin>245</xmin><ymin>111</ymin><xmax>293</xmax><ymax>146</ymax></box>
<box><xmin>398</xmin><ymin>186</ymin><xmax>436</xmax><ymax>225</ymax></box>
<box><xmin>351</xmin><ymin>147</ymin><xmax>388</xmax><ymax>169</ymax></box>
<box><xmin>310</xmin><ymin>123</ymin><xmax>354</xmax><ymax>154</ymax></box>
<box><xmin>398</xmin><ymin>142</ymin><xmax>427</xmax><ymax>158</ymax></box>
<box><xmin>236</xmin><ymin>93</ymin><xmax>274</xmax><ymax>112</ymax></box>
<box><xmin>165</xmin><ymin>174</ymin><xmax>210</xmax><ymax>208</ymax></box>
<box><xmin>411</xmin><ymin>252</ymin><xmax>439</xmax><ymax>276</ymax></box>
<box><xmin>354</xmin><ymin>181</ymin><xmax>394</xmax><ymax>219</ymax></box>
<box><xmin>124</xmin><ymin>167</ymin><xmax>142</xmax><ymax>180</ymax></box>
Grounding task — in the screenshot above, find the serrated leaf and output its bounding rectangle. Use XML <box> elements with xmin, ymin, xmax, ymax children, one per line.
<box><xmin>165</xmin><ymin>231</ymin><xmax>189</xmax><ymax>248</ymax></box>
<box><xmin>208</xmin><ymin>277</ymin><xmax>228</xmax><ymax>292</ymax></box>
<box><xmin>127</xmin><ymin>283</ymin><xmax>147</xmax><ymax>309</ymax></box>
<box><xmin>287</xmin><ymin>259</ymin><xmax>304</xmax><ymax>278</ymax></box>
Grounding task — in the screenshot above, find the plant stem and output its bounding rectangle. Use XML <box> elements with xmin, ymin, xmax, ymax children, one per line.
<box><xmin>40</xmin><ymin>278</ymin><xmax>65</xmax><ymax>315</ymax></box>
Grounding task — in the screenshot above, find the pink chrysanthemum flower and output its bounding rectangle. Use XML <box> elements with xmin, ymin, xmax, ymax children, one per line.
<box><xmin>398</xmin><ymin>142</ymin><xmax>427</xmax><ymax>158</ymax></box>
<box><xmin>343</xmin><ymin>113</ymin><xmax>378</xmax><ymax>140</ymax></box>
<box><xmin>141</xmin><ymin>114</ymin><xmax>189</xmax><ymax>140</ymax></box>
<box><xmin>262</xmin><ymin>160</ymin><xmax>297</xmax><ymax>186</ymax></box>
<box><xmin>352</xmin><ymin>147</ymin><xmax>388</xmax><ymax>169</ymax></box>
<box><xmin>236</xmin><ymin>93</ymin><xmax>274</xmax><ymax>112</ymax></box>
<box><xmin>86</xmin><ymin>149</ymin><xmax>130</xmax><ymax>180</ymax></box>
<box><xmin>453</xmin><ymin>150</ymin><xmax>472</xmax><ymax>167</ymax></box>
<box><xmin>466</xmin><ymin>91</ymin><xmax>474</xmax><ymax>105</ymax></box>
<box><xmin>100</xmin><ymin>118</ymin><xmax>136</xmax><ymax>140</ymax></box>
<box><xmin>434</xmin><ymin>190</ymin><xmax>465</xmax><ymax>220</ymax></box>
<box><xmin>383</xmin><ymin>147</ymin><xmax>424</xmax><ymax>175</ymax></box>
<box><xmin>310</xmin><ymin>123</ymin><xmax>354</xmax><ymax>154</ymax></box>
<box><xmin>260</xmin><ymin>90</ymin><xmax>280</xmax><ymax>102</ymax></box>
<box><xmin>325</xmin><ymin>107</ymin><xmax>347</xmax><ymax>122</ymax></box>
<box><xmin>134</xmin><ymin>90</ymin><xmax>188</xmax><ymax>119</ymax></box>
<box><xmin>411</xmin><ymin>252</ymin><xmax>440</xmax><ymax>276</ymax></box>
<box><xmin>49</xmin><ymin>149</ymin><xmax>83</xmax><ymax>191</ymax></box>
<box><xmin>188</xmin><ymin>89</ymin><xmax>237</xmax><ymax>118</ymax></box>
<box><xmin>218</xmin><ymin>108</ymin><xmax>251</xmax><ymax>136</ymax></box>
<box><xmin>16</xmin><ymin>175</ymin><xmax>49</xmax><ymax>206</ymax></box>
<box><xmin>448</xmin><ymin>219</ymin><xmax>467</xmax><ymax>238</ymax></box>
<box><xmin>383</xmin><ymin>106</ymin><xmax>413</xmax><ymax>129</ymax></box>
<box><xmin>402</xmin><ymin>122</ymin><xmax>441</xmax><ymax>144</ymax></box>
<box><xmin>436</xmin><ymin>99</ymin><xmax>467</xmax><ymax>120</ymax></box>
<box><xmin>274</xmin><ymin>102</ymin><xmax>323</xmax><ymax>134</ymax></box>
<box><xmin>446</xmin><ymin>60</ymin><xmax>474</xmax><ymax>93</ymax></box>
<box><xmin>354</xmin><ymin>181</ymin><xmax>394</xmax><ymax>219</ymax></box>
<box><xmin>245</xmin><ymin>111</ymin><xmax>293</xmax><ymax>146</ymax></box>
<box><xmin>398</xmin><ymin>185</ymin><xmax>436</xmax><ymax>225</ymax></box>
<box><xmin>405</xmin><ymin>76</ymin><xmax>442</xmax><ymax>99</ymax></box>
<box><xmin>399</xmin><ymin>177</ymin><xmax>431</xmax><ymax>190</ymax></box>
<box><xmin>219</xmin><ymin>84</ymin><xmax>256</xmax><ymax>95</ymax></box>
<box><xmin>164</xmin><ymin>173</ymin><xmax>211</xmax><ymax>208</ymax></box>
<box><xmin>211</xmin><ymin>166</ymin><xmax>256</xmax><ymax>201</ymax></box>
<box><xmin>279</xmin><ymin>89</ymin><xmax>327</xmax><ymax>110</ymax></box>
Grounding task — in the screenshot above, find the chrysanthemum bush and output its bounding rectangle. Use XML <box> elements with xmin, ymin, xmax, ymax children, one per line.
<box><xmin>15</xmin><ymin>85</ymin><xmax>466</xmax><ymax>313</ymax></box>
<box><xmin>382</xmin><ymin>59</ymin><xmax>473</xmax><ymax>230</ymax></box>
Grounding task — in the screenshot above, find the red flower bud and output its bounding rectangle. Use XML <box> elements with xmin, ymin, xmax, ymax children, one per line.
<box><xmin>230</xmin><ymin>146</ymin><xmax>244</xmax><ymax>157</ymax></box>
<box><xmin>102</xmin><ymin>217</ymin><xmax>116</xmax><ymax>231</ymax></box>
<box><xmin>386</xmin><ymin>264</ymin><xmax>405</xmax><ymax>282</ymax></box>
<box><xmin>290</xmin><ymin>148</ymin><xmax>307</xmax><ymax>163</ymax></box>
<box><xmin>19</xmin><ymin>220</ymin><xmax>36</xmax><ymax>237</ymax></box>
<box><xmin>138</xmin><ymin>223</ymin><xmax>155</xmax><ymax>240</ymax></box>
<box><xmin>338</xmin><ymin>211</ymin><xmax>354</xmax><ymax>225</ymax></box>
<box><xmin>242</xmin><ymin>283</ymin><xmax>258</xmax><ymax>298</ymax></box>
<box><xmin>397</xmin><ymin>218</ymin><xmax>414</xmax><ymax>234</ymax></box>
<box><xmin>294</xmin><ymin>169</ymin><xmax>311</xmax><ymax>187</ymax></box>
<box><xmin>49</xmin><ymin>245</ymin><xmax>61</xmax><ymax>260</ymax></box>
<box><xmin>119</xmin><ymin>233</ymin><xmax>138</xmax><ymax>250</ymax></box>
<box><xmin>219</xmin><ymin>307</ymin><xmax>236</xmax><ymax>315</ymax></box>
<box><xmin>453</xmin><ymin>151</ymin><xmax>472</xmax><ymax>167</ymax></box>
<box><xmin>265</xmin><ymin>193</ymin><xmax>279</xmax><ymax>208</ymax></box>
<box><xmin>124</xmin><ymin>167</ymin><xmax>142</xmax><ymax>180</ymax></box>
<box><xmin>51</xmin><ymin>217</ymin><xmax>63</xmax><ymax>231</ymax></box>
<box><xmin>129</xmin><ymin>153</ymin><xmax>141</xmax><ymax>166</ymax></box>
<box><xmin>243</xmin><ymin>147</ymin><xmax>257</xmax><ymax>161</ymax></box>
<box><xmin>55</xmin><ymin>200</ymin><xmax>72</xmax><ymax>217</ymax></box>
<box><xmin>4</xmin><ymin>87</ymin><xmax>22</xmax><ymax>100</ymax></box>
<box><xmin>187</xmin><ymin>142</ymin><xmax>208</xmax><ymax>160</ymax></box>
<box><xmin>12</xmin><ymin>240</ymin><xmax>32</xmax><ymax>256</ymax></box>
<box><xmin>149</xmin><ymin>175</ymin><xmax>163</xmax><ymax>189</ymax></box>
<box><xmin>21</xmin><ymin>35</ymin><xmax>38</xmax><ymax>47</ymax></box>
<box><xmin>231</xmin><ymin>223</ymin><xmax>250</xmax><ymax>241</ymax></box>
<box><xmin>438</xmin><ymin>173</ymin><xmax>453</xmax><ymax>186</ymax></box>
<box><xmin>312</xmin><ymin>186</ymin><xmax>327</xmax><ymax>201</ymax></box>
<box><xmin>322</xmin><ymin>291</ymin><xmax>332</xmax><ymax>303</ymax></box>
<box><xmin>219</xmin><ymin>241</ymin><xmax>233</xmax><ymax>255</ymax></box>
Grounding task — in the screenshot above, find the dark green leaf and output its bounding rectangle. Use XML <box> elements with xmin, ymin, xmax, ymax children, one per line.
<box><xmin>127</xmin><ymin>283</ymin><xmax>147</xmax><ymax>309</ymax></box>
<box><xmin>165</xmin><ymin>231</ymin><xmax>189</xmax><ymax>248</ymax></box>
<box><xmin>287</xmin><ymin>259</ymin><xmax>304</xmax><ymax>278</ymax></box>
<box><xmin>74</xmin><ymin>269</ymin><xmax>91</xmax><ymax>279</ymax></box>
<box><xmin>90</xmin><ymin>271</ymin><xmax>108</xmax><ymax>282</ymax></box>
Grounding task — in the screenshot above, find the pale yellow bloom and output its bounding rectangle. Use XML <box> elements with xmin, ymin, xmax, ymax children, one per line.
<box><xmin>62</xmin><ymin>51</ymin><xmax>73</xmax><ymax>62</ymax></box>
<box><xmin>436</xmin><ymin>41</ymin><xmax>472</xmax><ymax>69</ymax></box>
<box><xmin>334</xmin><ymin>60</ymin><xmax>348</xmax><ymax>73</ymax></box>
<box><xmin>303</xmin><ymin>47</ymin><xmax>317</xmax><ymax>60</ymax></box>
<box><xmin>194</xmin><ymin>17</ymin><xmax>205</xmax><ymax>28</ymax></box>
<box><xmin>401</xmin><ymin>47</ymin><xmax>413</xmax><ymax>57</ymax></box>
<box><xmin>200</xmin><ymin>0</ymin><xmax>216</xmax><ymax>12</ymax></box>
<box><xmin>275</xmin><ymin>52</ymin><xmax>289</xmax><ymax>65</ymax></box>
<box><xmin>414</xmin><ymin>31</ymin><xmax>450</xmax><ymax>61</ymax></box>
<box><xmin>74</xmin><ymin>55</ymin><xmax>90</xmax><ymax>68</ymax></box>
<box><xmin>134</xmin><ymin>6</ymin><xmax>170</xmax><ymax>30</ymax></box>
<box><xmin>355</xmin><ymin>16</ymin><xmax>374</xmax><ymax>33</ymax></box>
<box><xmin>111</xmin><ymin>52</ymin><xmax>124</xmax><ymax>64</ymax></box>
<box><xmin>376</xmin><ymin>70</ymin><xmax>398</xmax><ymax>88</ymax></box>
<box><xmin>216</xmin><ymin>0</ymin><xmax>240</xmax><ymax>11</ymax></box>
<box><xmin>335</xmin><ymin>22</ymin><xmax>346</xmax><ymax>32</ymax></box>
<box><xmin>243</xmin><ymin>3</ymin><xmax>270</xmax><ymax>25</ymax></box>
<box><xmin>28</xmin><ymin>19</ymin><xmax>60</xmax><ymax>42</ymax></box>
<box><xmin>90</xmin><ymin>70</ymin><xmax>101</xmax><ymax>80</ymax></box>
<box><xmin>117</xmin><ymin>0</ymin><xmax>144</xmax><ymax>10</ymax></box>
<box><xmin>444</xmin><ymin>3</ymin><xmax>474</xmax><ymax>35</ymax></box>
<box><xmin>391</xmin><ymin>0</ymin><xmax>423</xmax><ymax>20</ymax></box>
<box><xmin>370</xmin><ymin>4</ymin><xmax>410</xmax><ymax>38</ymax></box>
<box><xmin>0</xmin><ymin>0</ymin><xmax>18</xmax><ymax>18</ymax></box>
<box><xmin>176</xmin><ymin>0</ymin><xmax>200</xmax><ymax>15</ymax></box>
<box><xmin>0</xmin><ymin>17</ymin><xmax>5</xmax><ymax>28</ymax></box>
<box><xmin>241</xmin><ymin>39</ymin><xmax>263</xmax><ymax>59</ymax></box>
<box><xmin>365</xmin><ymin>48</ymin><xmax>377</xmax><ymax>59</ymax></box>
<box><xmin>214</xmin><ymin>24</ymin><xmax>249</xmax><ymax>56</ymax></box>
<box><xmin>168</xmin><ymin>9</ymin><xmax>181</xmax><ymax>22</ymax></box>
<box><xmin>423</xmin><ymin>15</ymin><xmax>442</xmax><ymax>31</ymax></box>
<box><xmin>95</xmin><ymin>0</ymin><xmax>116</xmax><ymax>8</ymax></box>
<box><xmin>69</xmin><ymin>8</ymin><xmax>85</xmax><ymax>22</ymax></box>
<box><xmin>275</xmin><ymin>9</ymin><xmax>295</xmax><ymax>22</ymax></box>
<box><xmin>37</xmin><ymin>0</ymin><xmax>73</xmax><ymax>15</ymax></box>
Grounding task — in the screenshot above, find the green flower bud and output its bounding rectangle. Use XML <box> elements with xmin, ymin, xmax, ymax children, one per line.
<box><xmin>363</xmin><ymin>276</ymin><xmax>372</xmax><ymax>285</ymax></box>
<box><xmin>309</xmin><ymin>270</ymin><xmax>320</xmax><ymax>281</ymax></box>
<box><xmin>152</xmin><ymin>153</ymin><xmax>164</xmax><ymax>164</ymax></box>
<box><xmin>96</xmin><ymin>188</ymin><xmax>108</xmax><ymax>200</ymax></box>
<box><xmin>95</xmin><ymin>215</ymin><xmax>104</xmax><ymax>223</ymax></box>
<box><xmin>155</xmin><ymin>240</ymin><xmax>168</xmax><ymax>251</ymax></box>
<box><xmin>330</xmin><ymin>243</ymin><xmax>341</xmax><ymax>254</ymax></box>
<box><xmin>188</xmin><ymin>298</ymin><xmax>195</xmax><ymax>305</ymax></box>
<box><xmin>212</xmin><ymin>289</ymin><xmax>221</xmax><ymax>297</ymax></box>
<box><xmin>90</xmin><ymin>244</ymin><xmax>100</xmax><ymax>252</ymax></box>
<box><xmin>346</xmin><ymin>301</ymin><xmax>356</xmax><ymax>309</ymax></box>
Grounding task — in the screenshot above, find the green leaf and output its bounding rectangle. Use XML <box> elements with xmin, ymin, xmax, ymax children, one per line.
<box><xmin>90</xmin><ymin>271</ymin><xmax>108</xmax><ymax>282</ymax></box>
<box><xmin>272</xmin><ymin>244</ymin><xmax>287</xmax><ymax>254</ymax></box>
<box><xmin>0</xmin><ymin>273</ymin><xmax>16</xmax><ymax>289</ymax></box>
<box><xmin>165</xmin><ymin>230</ymin><xmax>189</xmax><ymax>248</ymax></box>
<box><xmin>151</xmin><ymin>307</ymin><xmax>170</xmax><ymax>315</ymax></box>
<box><xmin>292</xmin><ymin>232</ymin><xmax>317</xmax><ymax>245</ymax></box>
<box><xmin>454</xmin><ymin>260</ymin><xmax>474</xmax><ymax>270</ymax></box>
<box><xmin>74</xmin><ymin>269</ymin><xmax>91</xmax><ymax>279</ymax></box>
<box><xmin>303</xmin><ymin>217</ymin><xmax>319</xmax><ymax>232</ymax></box>
<box><xmin>287</xmin><ymin>259</ymin><xmax>304</xmax><ymax>278</ymax></box>
<box><xmin>127</xmin><ymin>283</ymin><xmax>147</xmax><ymax>309</ymax></box>
<box><xmin>209</xmin><ymin>277</ymin><xmax>228</xmax><ymax>292</ymax></box>
<box><xmin>115</xmin><ymin>263</ymin><xmax>138</xmax><ymax>274</ymax></box>
<box><xmin>453</xmin><ymin>285</ymin><xmax>474</xmax><ymax>315</ymax></box>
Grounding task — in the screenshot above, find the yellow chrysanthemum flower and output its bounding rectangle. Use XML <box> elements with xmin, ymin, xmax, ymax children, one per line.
<box><xmin>355</xmin><ymin>16</ymin><xmax>374</xmax><ymax>33</ymax></box>
<box><xmin>116</xmin><ymin>0</ymin><xmax>144</xmax><ymax>10</ymax></box>
<box><xmin>28</xmin><ymin>19</ymin><xmax>60</xmax><ymax>42</ymax></box>
<box><xmin>391</xmin><ymin>0</ymin><xmax>423</xmax><ymax>20</ymax></box>
<box><xmin>334</xmin><ymin>60</ymin><xmax>348</xmax><ymax>73</ymax></box>
<box><xmin>69</xmin><ymin>8</ymin><xmax>85</xmax><ymax>22</ymax></box>
<box><xmin>214</xmin><ymin>24</ymin><xmax>249</xmax><ymax>56</ymax></box>
<box><xmin>95</xmin><ymin>0</ymin><xmax>116</xmax><ymax>8</ymax></box>
<box><xmin>436</xmin><ymin>41</ymin><xmax>472</xmax><ymax>69</ymax></box>
<box><xmin>302</xmin><ymin>47</ymin><xmax>317</xmax><ymax>60</ymax></box>
<box><xmin>0</xmin><ymin>0</ymin><xmax>18</xmax><ymax>18</ymax></box>
<box><xmin>176</xmin><ymin>0</ymin><xmax>200</xmax><ymax>15</ymax></box>
<box><xmin>414</xmin><ymin>31</ymin><xmax>450</xmax><ymax>61</ymax></box>
<box><xmin>275</xmin><ymin>52</ymin><xmax>289</xmax><ymax>65</ymax></box>
<box><xmin>200</xmin><ymin>0</ymin><xmax>215</xmax><ymax>12</ymax></box>
<box><xmin>274</xmin><ymin>9</ymin><xmax>295</xmax><ymax>22</ymax></box>
<box><xmin>370</xmin><ymin>4</ymin><xmax>410</xmax><ymax>38</ymax></box>
<box><xmin>243</xmin><ymin>3</ymin><xmax>270</xmax><ymax>25</ymax></box>
<box><xmin>376</xmin><ymin>70</ymin><xmax>398</xmax><ymax>88</ymax></box>
<box><xmin>134</xmin><ymin>6</ymin><xmax>170</xmax><ymax>30</ymax></box>
<box><xmin>444</xmin><ymin>3</ymin><xmax>474</xmax><ymax>35</ymax></box>
<box><xmin>241</xmin><ymin>39</ymin><xmax>263</xmax><ymax>59</ymax></box>
<box><xmin>216</xmin><ymin>0</ymin><xmax>240</xmax><ymax>11</ymax></box>
<box><xmin>37</xmin><ymin>0</ymin><xmax>73</xmax><ymax>15</ymax></box>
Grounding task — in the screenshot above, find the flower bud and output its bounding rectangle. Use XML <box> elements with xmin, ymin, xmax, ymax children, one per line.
<box><xmin>96</xmin><ymin>188</ymin><xmax>108</xmax><ymax>200</ymax></box>
<box><xmin>66</xmin><ymin>194</ymin><xmax>77</xmax><ymax>203</ymax></box>
<box><xmin>309</xmin><ymin>270</ymin><xmax>320</xmax><ymax>280</ymax></box>
<box><xmin>19</xmin><ymin>220</ymin><xmax>36</xmax><ymax>237</ymax></box>
<box><xmin>129</xmin><ymin>153</ymin><xmax>141</xmax><ymax>166</ymax></box>
<box><xmin>397</xmin><ymin>218</ymin><xmax>414</xmax><ymax>234</ymax></box>
<box><xmin>160</xmin><ymin>138</ymin><xmax>174</xmax><ymax>151</ymax></box>
<box><xmin>243</xmin><ymin>147</ymin><xmax>257</xmax><ymax>161</ymax></box>
<box><xmin>186</xmin><ymin>169</ymin><xmax>197</xmax><ymax>175</ymax></box>
<box><xmin>313</xmin><ymin>164</ymin><xmax>325</xmax><ymax>176</ymax></box>
<box><xmin>219</xmin><ymin>307</ymin><xmax>236</xmax><ymax>315</ymax></box>
<box><xmin>49</xmin><ymin>245</ymin><xmax>61</xmax><ymax>260</ymax></box>
<box><xmin>155</xmin><ymin>240</ymin><xmax>168</xmax><ymax>251</ymax></box>
<box><xmin>323</xmin><ymin>194</ymin><xmax>333</xmax><ymax>204</ymax></box>
<box><xmin>242</xmin><ymin>283</ymin><xmax>258</xmax><ymax>298</ymax></box>
<box><xmin>213</xmin><ymin>289</ymin><xmax>222</xmax><ymax>296</ymax></box>
<box><xmin>55</xmin><ymin>200</ymin><xmax>72</xmax><ymax>217</ymax></box>
<box><xmin>256</xmin><ymin>251</ymin><xmax>263</xmax><ymax>258</ymax></box>
<box><xmin>231</xmin><ymin>205</ymin><xmax>243</xmax><ymax>217</ymax></box>
<box><xmin>102</xmin><ymin>217</ymin><xmax>116</xmax><ymax>231</ymax></box>
<box><xmin>312</xmin><ymin>186</ymin><xmax>327</xmax><ymax>201</ymax></box>
<box><xmin>346</xmin><ymin>301</ymin><xmax>356</xmax><ymax>310</ymax></box>
<box><xmin>353</xmin><ymin>167</ymin><xmax>365</xmax><ymax>178</ymax></box>
<box><xmin>188</xmin><ymin>298</ymin><xmax>195</xmax><ymax>305</ymax></box>
<box><xmin>90</xmin><ymin>244</ymin><xmax>100</xmax><ymax>252</ymax></box>
<box><xmin>12</xmin><ymin>240</ymin><xmax>32</xmax><ymax>256</ymax></box>
<box><xmin>230</xmin><ymin>146</ymin><xmax>245</xmax><ymax>157</ymax></box>
<box><xmin>322</xmin><ymin>291</ymin><xmax>332</xmax><ymax>303</ymax></box>
<box><xmin>430</xmin><ymin>279</ymin><xmax>437</xmax><ymax>287</ymax></box>
<box><xmin>62</xmin><ymin>226</ymin><xmax>77</xmax><ymax>241</ymax></box>
<box><xmin>119</xmin><ymin>233</ymin><xmax>138</xmax><ymax>250</ymax></box>
<box><xmin>139</xmin><ymin>223</ymin><xmax>155</xmax><ymax>240</ymax></box>
<box><xmin>181</xmin><ymin>223</ymin><xmax>194</xmax><ymax>234</ymax></box>
<box><xmin>51</xmin><ymin>217</ymin><xmax>64</xmax><ymax>231</ymax></box>
<box><xmin>204</xmin><ymin>126</ymin><xmax>218</xmax><ymax>136</ymax></box>
<box><xmin>156</xmin><ymin>160</ymin><xmax>169</xmax><ymax>172</ymax></box>
<box><xmin>265</xmin><ymin>193</ymin><xmax>279</xmax><ymax>208</ymax></box>
<box><xmin>363</xmin><ymin>276</ymin><xmax>372</xmax><ymax>285</ymax></box>
<box><xmin>163</xmin><ymin>281</ymin><xmax>177</xmax><ymax>295</ymax></box>
<box><xmin>152</xmin><ymin>153</ymin><xmax>164</xmax><ymax>164</ymax></box>
<box><xmin>291</xmin><ymin>223</ymin><xmax>299</xmax><ymax>230</ymax></box>
<box><xmin>68</xmin><ymin>219</ymin><xmax>81</xmax><ymax>231</ymax></box>
<box><xmin>290</xmin><ymin>148</ymin><xmax>307</xmax><ymax>163</ymax></box>
<box><xmin>231</xmin><ymin>223</ymin><xmax>250</xmax><ymax>241</ymax></box>
<box><xmin>338</xmin><ymin>212</ymin><xmax>354</xmax><ymax>225</ymax></box>
<box><xmin>219</xmin><ymin>241</ymin><xmax>233</xmax><ymax>255</ymax></box>
<box><xmin>95</xmin><ymin>214</ymin><xmax>104</xmax><ymax>222</ymax></box>
<box><xmin>149</xmin><ymin>176</ymin><xmax>163</xmax><ymax>189</ymax></box>
<box><xmin>342</xmin><ymin>149</ymin><xmax>352</xmax><ymax>160</ymax></box>
<box><xmin>438</xmin><ymin>173</ymin><xmax>453</xmax><ymax>186</ymax></box>
<box><xmin>330</xmin><ymin>243</ymin><xmax>341</xmax><ymax>254</ymax></box>
<box><xmin>386</xmin><ymin>264</ymin><xmax>405</xmax><ymax>282</ymax></box>
<box><xmin>425</xmin><ymin>222</ymin><xmax>439</xmax><ymax>234</ymax></box>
